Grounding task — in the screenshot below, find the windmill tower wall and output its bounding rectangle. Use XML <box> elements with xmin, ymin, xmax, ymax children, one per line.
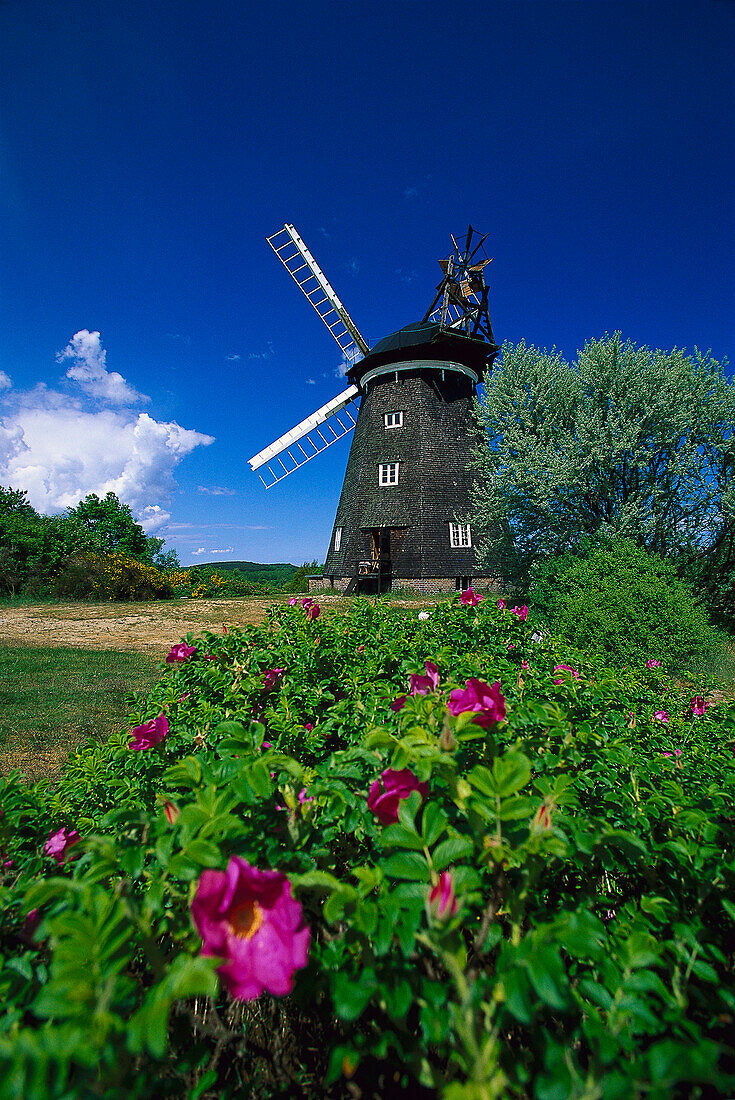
<box><xmin>320</xmin><ymin>355</ymin><xmax>496</xmax><ymax>595</ymax></box>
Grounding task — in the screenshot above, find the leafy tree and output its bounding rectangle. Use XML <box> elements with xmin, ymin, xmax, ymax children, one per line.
<box><xmin>65</xmin><ymin>492</ymin><xmax>153</xmax><ymax>562</ymax></box>
<box><xmin>472</xmin><ymin>334</ymin><xmax>735</xmax><ymax>583</ymax></box>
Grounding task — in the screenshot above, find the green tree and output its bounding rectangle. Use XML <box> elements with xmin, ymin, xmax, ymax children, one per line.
<box><xmin>65</xmin><ymin>492</ymin><xmax>153</xmax><ymax>561</ymax></box>
<box><xmin>472</xmin><ymin>334</ymin><xmax>735</xmax><ymax>583</ymax></box>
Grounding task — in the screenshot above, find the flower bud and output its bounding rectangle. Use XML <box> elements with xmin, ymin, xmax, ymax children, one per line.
<box><xmin>428</xmin><ymin>871</ymin><xmax>457</xmax><ymax>920</ymax></box>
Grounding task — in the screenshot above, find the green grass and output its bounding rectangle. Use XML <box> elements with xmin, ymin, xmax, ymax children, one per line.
<box><xmin>0</xmin><ymin>645</ymin><xmax>160</xmax><ymax>781</ymax></box>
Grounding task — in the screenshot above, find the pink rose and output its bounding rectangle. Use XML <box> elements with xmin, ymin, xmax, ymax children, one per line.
<box><xmin>301</xmin><ymin>598</ymin><xmax>313</xmax><ymax>610</ymax></box>
<box><xmin>460</xmin><ymin>587</ymin><xmax>483</xmax><ymax>607</ymax></box>
<box><xmin>129</xmin><ymin>713</ymin><xmax>169</xmax><ymax>751</ymax></box>
<box><xmin>663</xmin><ymin>748</ymin><xmax>682</xmax><ymax>758</ymax></box>
<box><xmin>511</xmin><ymin>605</ymin><xmax>529</xmax><ymax>621</ymax></box>
<box><xmin>553</xmin><ymin>665</ymin><xmax>579</xmax><ymax>685</ymax></box>
<box><xmin>367</xmin><ymin>768</ymin><xmax>429</xmax><ymax>825</ymax></box>
<box><xmin>262</xmin><ymin>668</ymin><xmax>285</xmax><ymax>691</ymax></box>
<box><xmin>166</xmin><ymin>642</ymin><xmax>196</xmax><ymax>663</ymax></box>
<box><xmin>288</xmin><ymin>597</ymin><xmax>299</xmax><ymax>606</ymax></box>
<box><xmin>428</xmin><ymin>870</ymin><xmax>457</xmax><ymax>920</ymax></box>
<box><xmin>304</xmin><ymin>723</ymin><xmax>314</xmax><ymax>733</ymax></box>
<box><xmin>306</xmin><ymin>603</ymin><xmax>320</xmax><ymax>621</ymax></box>
<box><xmin>44</xmin><ymin>826</ymin><xmax>81</xmax><ymax>865</ymax></box>
<box><xmin>390</xmin><ymin>695</ymin><xmax>407</xmax><ymax>712</ymax></box>
<box><xmin>498</xmin><ymin>598</ymin><xmax>506</xmax><ymax>610</ymax></box>
<box><xmin>447</xmin><ymin>679</ymin><xmax>506</xmax><ymax>729</ymax></box>
<box><xmin>521</xmin><ymin>660</ymin><xmax>529</xmax><ymax>670</ymax></box>
<box><xmin>690</xmin><ymin>696</ymin><xmax>711</xmax><ymax>717</ymax></box>
<box><xmin>646</xmin><ymin>659</ymin><xmax>662</xmax><ymax>669</ymax></box>
<box><xmin>409</xmin><ymin>660</ymin><xmax>440</xmax><ymax>696</ymax></box>
<box><xmin>191</xmin><ymin>857</ymin><xmax>310</xmax><ymax>1001</ymax></box>
<box><xmin>654</xmin><ymin>711</ymin><xmax>669</xmax><ymax>724</ymax></box>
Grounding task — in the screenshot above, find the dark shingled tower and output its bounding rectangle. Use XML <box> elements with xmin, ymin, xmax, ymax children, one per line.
<box><xmin>249</xmin><ymin>225</ymin><xmax>499</xmax><ymax>594</ymax></box>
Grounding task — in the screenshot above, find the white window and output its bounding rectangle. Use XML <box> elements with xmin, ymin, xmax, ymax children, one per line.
<box><xmin>384</xmin><ymin>411</ymin><xmax>403</xmax><ymax>428</ymax></box>
<box><xmin>449</xmin><ymin>523</ymin><xmax>472</xmax><ymax>548</ymax></box>
<box><xmin>379</xmin><ymin>462</ymin><xmax>399</xmax><ymax>486</ymax></box>
<box><xmin>334</xmin><ymin>527</ymin><xmax>342</xmax><ymax>551</ymax></box>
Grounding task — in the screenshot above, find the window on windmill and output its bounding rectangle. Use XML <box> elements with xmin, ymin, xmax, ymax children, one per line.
<box><xmin>449</xmin><ymin>523</ymin><xmax>472</xmax><ymax>548</ymax></box>
<box><xmin>334</xmin><ymin>527</ymin><xmax>342</xmax><ymax>551</ymax></box>
<box><xmin>379</xmin><ymin>462</ymin><xmax>399</xmax><ymax>486</ymax></box>
<box><xmin>384</xmin><ymin>411</ymin><xmax>403</xmax><ymax>428</ymax></box>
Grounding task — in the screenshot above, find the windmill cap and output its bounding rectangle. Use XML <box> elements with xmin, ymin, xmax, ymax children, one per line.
<box><xmin>348</xmin><ymin>320</ymin><xmax>497</xmax><ymax>386</ymax></box>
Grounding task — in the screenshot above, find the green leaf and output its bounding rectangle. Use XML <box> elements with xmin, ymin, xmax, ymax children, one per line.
<box><xmin>492</xmin><ymin>751</ymin><xmax>532</xmax><ymax>797</ymax></box>
<box><xmin>183</xmin><ymin>839</ymin><xmax>222</xmax><ymax>867</ymax></box>
<box><xmin>380</xmin><ymin>851</ymin><xmax>430</xmax><ymax>882</ymax></box>
<box><xmin>421</xmin><ymin>802</ymin><xmax>448</xmax><ymax>847</ymax></box>
<box><xmin>290</xmin><ymin>870</ymin><xmax>342</xmax><ymax>892</ymax></box>
<box><xmin>432</xmin><ymin>836</ymin><xmax>474</xmax><ymax>871</ymax></box>
<box><xmin>332</xmin><ymin>970</ymin><xmax>375</xmax><ymax>1021</ymax></box>
<box><xmin>381</xmin><ymin>823</ymin><xmax>425</xmax><ymax>851</ymax></box>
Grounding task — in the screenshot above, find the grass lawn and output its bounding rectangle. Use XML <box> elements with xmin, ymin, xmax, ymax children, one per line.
<box><xmin>0</xmin><ymin>645</ymin><xmax>161</xmax><ymax>782</ymax></box>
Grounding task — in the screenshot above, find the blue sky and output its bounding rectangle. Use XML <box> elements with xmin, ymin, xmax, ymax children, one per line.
<box><xmin>1</xmin><ymin>0</ymin><xmax>733</xmax><ymax>565</ymax></box>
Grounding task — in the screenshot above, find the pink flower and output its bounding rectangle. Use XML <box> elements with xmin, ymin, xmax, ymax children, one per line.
<box><xmin>203</xmin><ymin>654</ymin><xmax>215</xmax><ymax>661</ymax></box>
<box><xmin>428</xmin><ymin>871</ymin><xmax>457</xmax><ymax>920</ymax></box>
<box><xmin>447</xmin><ymin>679</ymin><xmax>506</xmax><ymax>728</ymax></box>
<box><xmin>409</xmin><ymin>660</ymin><xmax>440</xmax><ymax>696</ymax></box>
<box><xmin>288</xmin><ymin>597</ymin><xmax>299</xmax><ymax>606</ymax></box>
<box><xmin>663</xmin><ymin>748</ymin><xmax>682</xmax><ymax>758</ymax></box>
<box><xmin>21</xmin><ymin>907</ymin><xmax>41</xmax><ymax>943</ymax></box>
<box><xmin>357</xmin><ymin>645</ymin><xmax>365</xmax><ymax>653</ymax></box>
<box><xmin>690</xmin><ymin>696</ymin><xmax>711</xmax><ymax>717</ymax></box>
<box><xmin>522</xmin><ymin>660</ymin><xmax>529</xmax><ymax>670</ymax></box>
<box><xmin>301</xmin><ymin>598</ymin><xmax>313</xmax><ymax>610</ymax></box>
<box><xmin>511</xmin><ymin>605</ymin><xmax>529</xmax><ymax>621</ymax></box>
<box><xmin>646</xmin><ymin>659</ymin><xmax>662</xmax><ymax>669</ymax></box>
<box><xmin>390</xmin><ymin>694</ymin><xmax>407</xmax><ymax>712</ymax></box>
<box><xmin>553</xmin><ymin>665</ymin><xmax>580</xmax><ymax>685</ymax></box>
<box><xmin>262</xmin><ymin>741</ymin><xmax>272</xmax><ymax>750</ymax></box>
<box><xmin>262</xmin><ymin>668</ymin><xmax>285</xmax><ymax>691</ymax></box>
<box><xmin>460</xmin><ymin>587</ymin><xmax>483</xmax><ymax>607</ymax></box>
<box><xmin>304</xmin><ymin>723</ymin><xmax>314</xmax><ymax>732</ymax></box>
<box><xmin>298</xmin><ymin>787</ymin><xmax>313</xmax><ymax>806</ymax></box>
<box><xmin>179</xmin><ymin>693</ymin><xmax>190</xmax><ymax>703</ymax></box>
<box><xmin>498</xmin><ymin>598</ymin><xmax>506</xmax><ymax>610</ymax></box>
<box><xmin>163</xmin><ymin>801</ymin><xmax>180</xmax><ymax>824</ymax></box>
<box><xmin>306</xmin><ymin>602</ymin><xmax>320</xmax><ymax>620</ymax></box>
<box><xmin>367</xmin><ymin>768</ymin><xmax>429</xmax><ymax>825</ymax></box>
<box><xmin>654</xmin><ymin>710</ymin><xmax>670</xmax><ymax>724</ymax></box>
<box><xmin>44</xmin><ymin>826</ymin><xmax>81</xmax><ymax>865</ymax></box>
<box><xmin>191</xmin><ymin>857</ymin><xmax>310</xmax><ymax>1001</ymax></box>
<box><xmin>129</xmin><ymin>714</ymin><xmax>169</xmax><ymax>751</ymax></box>
<box><xmin>166</xmin><ymin>642</ymin><xmax>196</xmax><ymax>663</ymax></box>
<box><xmin>3</xmin><ymin>859</ymin><xmax>14</xmax><ymax>869</ymax></box>
<box><xmin>508</xmin><ymin>643</ymin><xmax>516</xmax><ymax>650</ymax></box>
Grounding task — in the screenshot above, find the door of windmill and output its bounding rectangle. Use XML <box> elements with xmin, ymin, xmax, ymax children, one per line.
<box><xmin>357</xmin><ymin>528</ymin><xmax>392</xmax><ymax>595</ymax></box>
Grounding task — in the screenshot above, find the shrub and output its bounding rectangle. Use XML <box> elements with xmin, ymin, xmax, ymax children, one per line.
<box><xmin>1</xmin><ymin>598</ymin><xmax>734</xmax><ymax>1098</ymax></box>
<box><xmin>51</xmin><ymin>553</ymin><xmax>174</xmax><ymax>601</ymax></box>
<box><xmin>528</xmin><ymin>539</ymin><xmax>720</xmax><ymax>669</ymax></box>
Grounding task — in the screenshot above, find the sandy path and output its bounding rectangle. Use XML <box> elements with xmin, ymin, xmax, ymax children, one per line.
<box><xmin>0</xmin><ymin>596</ymin><xmax>329</xmax><ymax>654</ymax></box>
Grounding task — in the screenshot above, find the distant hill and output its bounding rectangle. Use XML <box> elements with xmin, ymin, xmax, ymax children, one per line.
<box><xmin>195</xmin><ymin>561</ymin><xmax>298</xmax><ymax>587</ymax></box>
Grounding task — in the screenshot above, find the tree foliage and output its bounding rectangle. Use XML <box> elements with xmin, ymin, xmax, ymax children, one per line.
<box><xmin>472</xmin><ymin>334</ymin><xmax>735</xmax><ymax>584</ymax></box>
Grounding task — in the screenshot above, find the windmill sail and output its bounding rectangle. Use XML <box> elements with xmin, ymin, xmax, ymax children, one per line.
<box><xmin>247</xmin><ymin>384</ymin><xmax>360</xmax><ymax>489</ymax></box>
<box><xmin>266</xmin><ymin>224</ymin><xmax>370</xmax><ymax>366</ymax></box>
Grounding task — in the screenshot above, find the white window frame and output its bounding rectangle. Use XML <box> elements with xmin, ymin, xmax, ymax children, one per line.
<box><xmin>379</xmin><ymin>462</ymin><xmax>399</xmax><ymax>486</ymax></box>
<box><xmin>334</xmin><ymin>527</ymin><xmax>342</xmax><ymax>551</ymax></box>
<box><xmin>449</xmin><ymin>522</ymin><xmax>472</xmax><ymax>548</ymax></box>
<box><xmin>384</xmin><ymin>411</ymin><xmax>403</xmax><ymax>428</ymax></box>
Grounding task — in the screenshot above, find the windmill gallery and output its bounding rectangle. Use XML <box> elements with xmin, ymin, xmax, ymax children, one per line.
<box><xmin>248</xmin><ymin>225</ymin><xmax>499</xmax><ymax>595</ymax></box>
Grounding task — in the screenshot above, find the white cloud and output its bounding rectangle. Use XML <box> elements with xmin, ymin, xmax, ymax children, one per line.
<box><xmin>57</xmin><ymin>329</ymin><xmax>147</xmax><ymax>405</ymax></box>
<box><xmin>192</xmin><ymin>547</ymin><xmax>207</xmax><ymax>556</ymax></box>
<box><xmin>0</xmin><ymin>371</ymin><xmax>11</xmax><ymax>391</ymax></box>
<box><xmin>334</xmin><ymin>362</ymin><xmax>349</xmax><ymax>379</ymax></box>
<box><xmin>197</xmin><ymin>485</ymin><xmax>235</xmax><ymax>496</ymax></box>
<box><xmin>138</xmin><ymin>504</ymin><xmax>172</xmax><ymax>532</ymax></box>
<box><xmin>0</xmin><ymin>331</ymin><xmax>214</xmax><ymax>525</ymax></box>
<box><xmin>225</xmin><ymin>353</ymin><xmax>241</xmax><ymax>362</ymax></box>
<box><xmin>306</xmin><ymin>378</ymin><xmax>316</xmax><ymax>385</ymax></box>
<box><xmin>207</xmin><ymin>546</ymin><xmax>234</xmax><ymax>555</ymax></box>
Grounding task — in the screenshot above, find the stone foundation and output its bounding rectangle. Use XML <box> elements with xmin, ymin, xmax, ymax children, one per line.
<box><xmin>313</xmin><ymin>574</ymin><xmax>501</xmax><ymax>595</ymax></box>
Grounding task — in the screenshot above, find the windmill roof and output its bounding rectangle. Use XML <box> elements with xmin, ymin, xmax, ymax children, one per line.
<box><xmin>368</xmin><ymin>320</ymin><xmax>443</xmax><ymax>357</ymax></box>
<box><xmin>348</xmin><ymin>320</ymin><xmax>496</xmax><ymax>385</ymax></box>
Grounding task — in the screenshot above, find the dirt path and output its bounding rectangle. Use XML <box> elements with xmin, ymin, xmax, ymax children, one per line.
<box><xmin>0</xmin><ymin>596</ymin><xmax>345</xmax><ymax>654</ymax></box>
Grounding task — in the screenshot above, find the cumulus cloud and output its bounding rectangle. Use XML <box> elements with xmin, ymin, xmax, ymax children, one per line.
<box><xmin>225</xmin><ymin>353</ymin><xmax>241</xmax><ymax>362</ymax></box>
<box><xmin>0</xmin><ymin>371</ymin><xmax>11</xmax><ymax>391</ymax></box>
<box><xmin>57</xmin><ymin>330</ymin><xmax>148</xmax><ymax>405</ymax></box>
<box><xmin>0</xmin><ymin>331</ymin><xmax>214</xmax><ymax>527</ymax></box>
<box><xmin>192</xmin><ymin>547</ymin><xmax>207</xmax><ymax>556</ymax></box>
<box><xmin>207</xmin><ymin>546</ymin><xmax>234</xmax><ymax>555</ymax></box>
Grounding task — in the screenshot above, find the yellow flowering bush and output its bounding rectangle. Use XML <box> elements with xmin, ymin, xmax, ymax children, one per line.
<box><xmin>51</xmin><ymin>553</ymin><xmax>174</xmax><ymax>601</ymax></box>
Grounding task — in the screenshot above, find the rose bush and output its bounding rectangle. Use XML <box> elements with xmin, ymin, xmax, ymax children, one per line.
<box><xmin>0</xmin><ymin>595</ymin><xmax>734</xmax><ymax>1098</ymax></box>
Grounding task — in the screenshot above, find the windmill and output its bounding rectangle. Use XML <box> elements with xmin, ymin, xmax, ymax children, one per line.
<box><xmin>247</xmin><ymin>223</ymin><xmax>499</xmax><ymax>594</ymax></box>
